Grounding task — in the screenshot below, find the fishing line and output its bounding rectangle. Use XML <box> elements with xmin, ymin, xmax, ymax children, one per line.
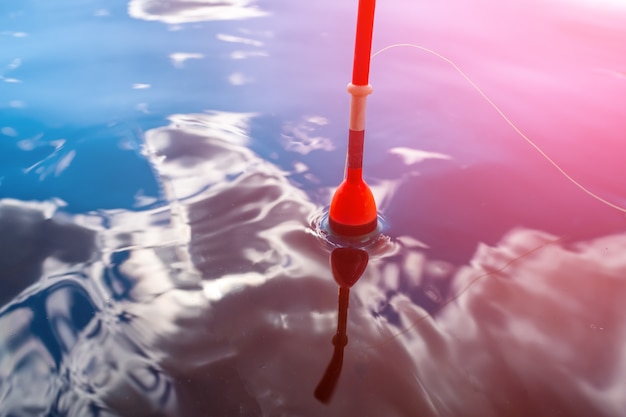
<box><xmin>372</xmin><ymin>43</ymin><xmax>626</xmax><ymax>214</ymax></box>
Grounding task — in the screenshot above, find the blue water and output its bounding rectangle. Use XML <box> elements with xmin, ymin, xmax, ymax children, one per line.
<box><xmin>2</xmin><ymin>0</ymin><xmax>626</xmax><ymax>416</ymax></box>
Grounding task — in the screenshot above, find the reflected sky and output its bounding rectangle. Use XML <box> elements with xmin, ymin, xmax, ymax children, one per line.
<box><xmin>2</xmin><ymin>109</ymin><xmax>626</xmax><ymax>415</ymax></box>
<box><xmin>397</xmin><ymin>228</ymin><xmax>626</xmax><ymax>416</ymax></box>
<box><xmin>128</xmin><ymin>0</ymin><xmax>268</xmax><ymax>24</ymax></box>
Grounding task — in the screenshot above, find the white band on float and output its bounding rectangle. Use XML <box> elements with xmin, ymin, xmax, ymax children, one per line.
<box><xmin>347</xmin><ymin>83</ymin><xmax>373</xmax><ymax>132</ymax></box>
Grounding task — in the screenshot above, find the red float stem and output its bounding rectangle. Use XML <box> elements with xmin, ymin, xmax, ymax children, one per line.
<box><xmin>352</xmin><ymin>0</ymin><xmax>376</xmax><ymax>86</ymax></box>
<box><xmin>329</xmin><ymin>0</ymin><xmax>378</xmax><ymax>237</ymax></box>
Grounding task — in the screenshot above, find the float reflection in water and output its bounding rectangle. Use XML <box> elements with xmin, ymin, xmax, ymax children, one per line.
<box><xmin>315</xmin><ymin>247</ymin><xmax>369</xmax><ymax>403</ymax></box>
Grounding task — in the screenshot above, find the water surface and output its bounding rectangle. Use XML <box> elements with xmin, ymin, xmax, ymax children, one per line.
<box><xmin>1</xmin><ymin>0</ymin><xmax>626</xmax><ymax>416</ymax></box>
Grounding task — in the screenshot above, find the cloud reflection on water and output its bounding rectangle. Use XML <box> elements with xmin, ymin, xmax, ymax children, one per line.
<box><xmin>128</xmin><ymin>0</ymin><xmax>268</xmax><ymax>24</ymax></box>
<box><xmin>132</xmin><ymin>112</ymin><xmax>626</xmax><ymax>416</ymax></box>
<box><xmin>2</xmin><ymin>111</ymin><xmax>626</xmax><ymax>416</ymax></box>
<box><xmin>366</xmin><ymin>227</ymin><xmax>626</xmax><ymax>417</ymax></box>
<box><xmin>281</xmin><ymin>116</ymin><xmax>335</xmax><ymax>155</ymax></box>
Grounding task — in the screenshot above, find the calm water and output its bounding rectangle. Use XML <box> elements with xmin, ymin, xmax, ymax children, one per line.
<box><xmin>1</xmin><ymin>0</ymin><xmax>626</xmax><ymax>416</ymax></box>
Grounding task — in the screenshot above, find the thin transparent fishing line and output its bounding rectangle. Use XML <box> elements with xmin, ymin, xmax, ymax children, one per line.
<box><xmin>372</xmin><ymin>43</ymin><xmax>626</xmax><ymax>214</ymax></box>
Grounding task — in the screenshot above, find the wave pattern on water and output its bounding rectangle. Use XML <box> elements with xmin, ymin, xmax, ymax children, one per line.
<box><xmin>1</xmin><ymin>0</ymin><xmax>626</xmax><ymax>414</ymax></box>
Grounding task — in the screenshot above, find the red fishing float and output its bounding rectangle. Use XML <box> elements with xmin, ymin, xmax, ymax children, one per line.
<box><xmin>328</xmin><ymin>0</ymin><xmax>378</xmax><ymax>237</ymax></box>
